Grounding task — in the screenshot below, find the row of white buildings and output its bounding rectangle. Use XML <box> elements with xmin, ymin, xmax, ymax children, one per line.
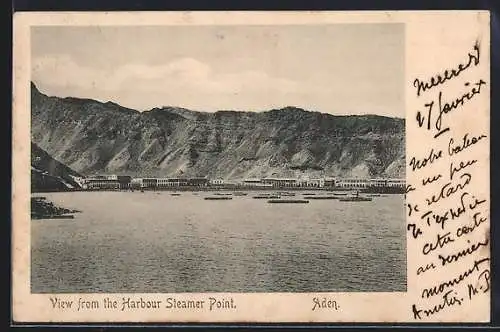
<box><xmin>81</xmin><ymin>174</ymin><xmax>405</xmax><ymax>190</ymax></box>
<box><xmin>230</xmin><ymin>177</ymin><xmax>405</xmax><ymax>189</ymax></box>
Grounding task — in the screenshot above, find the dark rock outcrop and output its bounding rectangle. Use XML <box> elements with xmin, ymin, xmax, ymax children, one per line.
<box><xmin>31</xmin><ymin>141</ymin><xmax>82</xmax><ymax>192</ymax></box>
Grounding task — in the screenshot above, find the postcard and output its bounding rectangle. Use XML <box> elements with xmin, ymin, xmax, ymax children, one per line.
<box><xmin>12</xmin><ymin>10</ymin><xmax>490</xmax><ymax>323</ymax></box>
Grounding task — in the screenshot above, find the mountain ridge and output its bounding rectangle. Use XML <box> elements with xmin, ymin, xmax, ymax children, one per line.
<box><xmin>31</xmin><ymin>82</ymin><xmax>405</xmax><ymax>179</ymax></box>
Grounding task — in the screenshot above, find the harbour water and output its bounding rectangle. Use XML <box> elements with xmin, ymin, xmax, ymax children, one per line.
<box><xmin>31</xmin><ymin>191</ymin><xmax>406</xmax><ymax>293</ymax></box>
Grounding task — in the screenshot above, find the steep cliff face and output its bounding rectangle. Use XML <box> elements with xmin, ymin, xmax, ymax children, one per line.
<box><xmin>31</xmin><ymin>141</ymin><xmax>82</xmax><ymax>191</ymax></box>
<box><xmin>31</xmin><ymin>83</ymin><xmax>405</xmax><ymax>179</ymax></box>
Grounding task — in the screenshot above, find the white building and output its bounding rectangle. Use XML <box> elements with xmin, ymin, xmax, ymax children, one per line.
<box><xmin>261</xmin><ymin>178</ymin><xmax>298</xmax><ymax>188</ymax></box>
<box><xmin>336</xmin><ymin>178</ymin><xmax>369</xmax><ymax>189</ymax></box>
<box><xmin>306</xmin><ymin>178</ymin><xmax>325</xmax><ymax>188</ymax></box>
<box><xmin>387</xmin><ymin>179</ymin><xmax>405</xmax><ymax>188</ymax></box>
<box><xmin>368</xmin><ymin>178</ymin><xmax>387</xmax><ymax>187</ymax></box>
<box><xmin>210</xmin><ymin>178</ymin><xmax>224</xmax><ymax>185</ymax></box>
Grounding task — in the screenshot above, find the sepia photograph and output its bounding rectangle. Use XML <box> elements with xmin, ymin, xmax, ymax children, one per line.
<box><xmin>13</xmin><ymin>11</ymin><xmax>490</xmax><ymax>323</ymax></box>
<box><xmin>29</xmin><ymin>24</ymin><xmax>407</xmax><ymax>294</ymax></box>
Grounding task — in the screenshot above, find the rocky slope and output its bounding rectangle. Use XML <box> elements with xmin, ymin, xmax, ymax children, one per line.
<box><xmin>31</xmin><ymin>141</ymin><xmax>82</xmax><ymax>191</ymax></box>
<box><xmin>31</xmin><ymin>82</ymin><xmax>405</xmax><ymax>179</ymax></box>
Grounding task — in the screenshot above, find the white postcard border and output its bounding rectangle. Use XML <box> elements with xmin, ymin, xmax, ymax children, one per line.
<box><xmin>12</xmin><ymin>10</ymin><xmax>490</xmax><ymax>323</ymax></box>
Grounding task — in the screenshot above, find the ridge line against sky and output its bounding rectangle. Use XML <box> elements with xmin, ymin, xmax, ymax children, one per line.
<box><xmin>31</xmin><ymin>80</ymin><xmax>404</xmax><ymax>120</ymax></box>
<box><xmin>31</xmin><ymin>24</ymin><xmax>405</xmax><ymax>118</ymax></box>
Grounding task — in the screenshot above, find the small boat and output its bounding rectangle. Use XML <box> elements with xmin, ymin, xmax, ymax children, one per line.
<box><xmin>253</xmin><ymin>195</ymin><xmax>280</xmax><ymax>199</ymax></box>
<box><xmin>303</xmin><ymin>193</ymin><xmax>317</xmax><ymax>196</ymax></box>
<box><xmin>366</xmin><ymin>194</ymin><xmax>381</xmax><ymax>197</ymax></box>
<box><xmin>339</xmin><ymin>196</ymin><xmax>372</xmax><ymax>202</ymax></box>
<box><xmin>214</xmin><ymin>192</ymin><xmax>232</xmax><ymax>196</ymax></box>
<box><xmin>204</xmin><ymin>196</ymin><xmax>233</xmax><ymax>200</ymax></box>
<box><xmin>233</xmin><ymin>192</ymin><xmax>248</xmax><ymax>196</ymax></box>
<box><xmin>280</xmin><ymin>193</ymin><xmax>296</xmax><ymax>197</ymax></box>
<box><xmin>307</xmin><ymin>196</ymin><xmax>340</xmax><ymax>200</ymax></box>
<box><xmin>338</xmin><ymin>190</ymin><xmax>372</xmax><ymax>202</ymax></box>
<box><xmin>171</xmin><ymin>193</ymin><xmax>181</xmax><ymax>196</ymax></box>
<box><xmin>267</xmin><ymin>199</ymin><xmax>309</xmax><ymax>204</ymax></box>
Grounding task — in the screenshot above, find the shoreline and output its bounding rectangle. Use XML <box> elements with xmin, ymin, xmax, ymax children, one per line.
<box><xmin>31</xmin><ymin>196</ymin><xmax>81</xmax><ymax>220</ymax></box>
<box><xmin>32</xmin><ymin>187</ymin><xmax>405</xmax><ymax>194</ymax></box>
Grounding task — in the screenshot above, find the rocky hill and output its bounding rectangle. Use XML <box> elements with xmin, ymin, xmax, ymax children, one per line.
<box><xmin>31</xmin><ymin>82</ymin><xmax>405</xmax><ymax>179</ymax></box>
<box><xmin>31</xmin><ymin>141</ymin><xmax>83</xmax><ymax>192</ymax></box>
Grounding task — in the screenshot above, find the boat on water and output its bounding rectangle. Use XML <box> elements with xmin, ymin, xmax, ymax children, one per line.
<box><xmin>204</xmin><ymin>196</ymin><xmax>233</xmax><ymax>200</ymax></box>
<box><xmin>253</xmin><ymin>195</ymin><xmax>281</xmax><ymax>199</ymax></box>
<box><xmin>307</xmin><ymin>196</ymin><xmax>340</xmax><ymax>200</ymax></box>
<box><xmin>339</xmin><ymin>196</ymin><xmax>372</xmax><ymax>202</ymax></box>
<box><xmin>267</xmin><ymin>199</ymin><xmax>309</xmax><ymax>204</ymax></box>
<box><xmin>339</xmin><ymin>195</ymin><xmax>372</xmax><ymax>202</ymax></box>
<box><xmin>233</xmin><ymin>192</ymin><xmax>248</xmax><ymax>196</ymax></box>
<box><xmin>303</xmin><ymin>193</ymin><xmax>317</xmax><ymax>196</ymax></box>
<box><xmin>171</xmin><ymin>193</ymin><xmax>181</xmax><ymax>196</ymax></box>
<box><xmin>366</xmin><ymin>194</ymin><xmax>381</xmax><ymax>197</ymax></box>
<box><xmin>214</xmin><ymin>192</ymin><xmax>232</xmax><ymax>196</ymax></box>
<box><xmin>338</xmin><ymin>191</ymin><xmax>372</xmax><ymax>202</ymax></box>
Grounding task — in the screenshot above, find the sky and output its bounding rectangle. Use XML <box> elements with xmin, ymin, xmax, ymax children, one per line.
<box><xmin>31</xmin><ymin>24</ymin><xmax>404</xmax><ymax>117</ymax></box>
